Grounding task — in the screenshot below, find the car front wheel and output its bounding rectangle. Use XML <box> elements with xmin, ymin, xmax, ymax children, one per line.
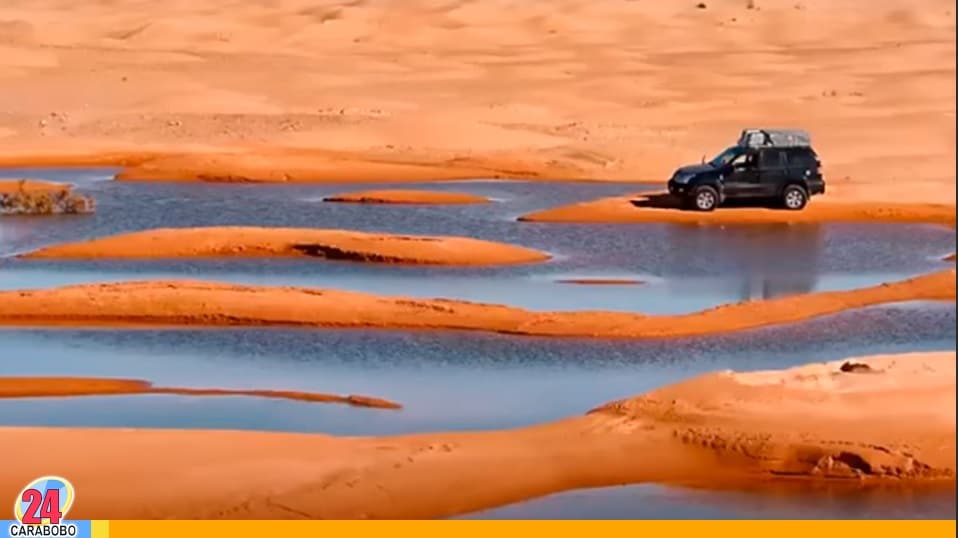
<box><xmin>782</xmin><ymin>185</ymin><xmax>808</xmax><ymax>210</ymax></box>
<box><xmin>691</xmin><ymin>185</ymin><xmax>719</xmax><ymax>211</ymax></box>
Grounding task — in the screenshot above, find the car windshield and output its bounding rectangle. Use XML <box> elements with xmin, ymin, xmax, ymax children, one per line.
<box><xmin>709</xmin><ymin>146</ymin><xmax>743</xmax><ymax>167</ymax></box>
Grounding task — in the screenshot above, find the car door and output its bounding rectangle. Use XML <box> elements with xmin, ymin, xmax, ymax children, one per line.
<box><xmin>722</xmin><ymin>151</ymin><xmax>759</xmax><ymax>197</ymax></box>
<box><xmin>757</xmin><ymin>148</ymin><xmax>788</xmax><ymax>197</ymax></box>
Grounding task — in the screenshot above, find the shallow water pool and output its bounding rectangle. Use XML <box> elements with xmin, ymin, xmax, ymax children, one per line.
<box><xmin>1</xmin><ymin>166</ymin><xmax>955</xmax><ymax>519</ymax></box>
<box><xmin>2</xmin><ymin>167</ymin><xmax>954</xmax><ymax>313</ymax></box>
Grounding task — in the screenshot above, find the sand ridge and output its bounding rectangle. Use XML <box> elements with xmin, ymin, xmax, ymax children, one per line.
<box><xmin>593</xmin><ymin>352</ymin><xmax>956</xmax><ymax>481</ymax></box>
<box><xmin>0</xmin><ymin>351</ymin><xmax>951</xmax><ymax>519</ymax></box>
<box><xmin>20</xmin><ymin>226</ymin><xmax>550</xmax><ymax>266</ymax></box>
<box><xmin>0</xmin><ymin>377</ymin><xmax>401</xmax><ymax>409</ymax></box>
<box><xmin>103</xmin><ymin>150</ymin><xmax>582</xmax><ymax>183</ymax></box>
<box><xmin>324</xmin><ymin>189</ymin><xmax>490</xmax><ymax>205</ymax></box>
<box><xmin>0</xmin><ymin>269</ymin><xmax>952</xmax><ymax>337</ymax></box>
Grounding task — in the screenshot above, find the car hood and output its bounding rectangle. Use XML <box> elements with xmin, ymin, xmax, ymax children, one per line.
<box><xmin>674</xmin><ymin>163</ymin><xmax>715</xmax><ymax>176</ymax></box>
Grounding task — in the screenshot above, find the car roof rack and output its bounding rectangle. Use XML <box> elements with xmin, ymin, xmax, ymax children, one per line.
<box><xmin>737</xmin><ymin>129</ymin><xmax>811</xmax><ymax>148</ymax></box>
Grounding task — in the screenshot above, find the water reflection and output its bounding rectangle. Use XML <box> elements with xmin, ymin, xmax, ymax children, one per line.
<box><xmin>662</xmin><ymin>224</ymin><xmax>825</xmax><ymax>301</ymax></box>
<box><xmin>464</xmin><ymin>481</ymin><xmax>957</xmax><ymax>519</ymax></box>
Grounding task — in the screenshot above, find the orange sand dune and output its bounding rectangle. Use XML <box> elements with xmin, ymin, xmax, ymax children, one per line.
<box><xmin>0</xmin><ymin>351</ymin><xmax>951</xmax><ymax>519</ymax></box>
<box><xmin>0</xmin><ymin>270</ymin><xmax>952</xmax><ymax>337</ymax></box>
<box><xmin>0</xmin><ymin>179</ymin><xmax>72</xmax><ymax>194</ymax></box>
<box><xmin>520</xmin><ymin>192</ymin><xmax>957</xmax><ymax>227</ymax></box>
<box><xmin>20</xmin><ymin>226</ymin><xmax>549</xmax><ymax>266</ymax></box>
<box><xmin>324</xmin><ymin>189</ymin><xmax>489</xmax><ymax>205</ymax></box>
<box><xmin>0</xmin><ymin>0</ymin><xmax>953</xmax><ymax>204</ymax></box>
<box><xmin>0</xmin><ymin>377</ymin><xmax>400</xmax><ymax>409</ymax></box>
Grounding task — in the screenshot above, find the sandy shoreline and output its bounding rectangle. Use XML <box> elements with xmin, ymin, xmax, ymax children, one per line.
<box><xmin>520</xmin><ymin>192</ymin><xmax>958</xmax><ymax>227</ymax></box>
<box><xmin>0</xmin><ymin>351</ymin><xmax>951</xmax><ymax>519</ymax></box>
<box><xmin>0</xmin><ymin>270</ymin><xmax>952</xmax><ymax>336</ymax></box>
<box><xmin>0</xmin><ymin>376</ymin><xmax>400</xmax><ymax>409</ymax></box>
<box><xmin>20</xmin><ymin>226</ymin><xmax>550</xmax><ymax>266</ymax></box>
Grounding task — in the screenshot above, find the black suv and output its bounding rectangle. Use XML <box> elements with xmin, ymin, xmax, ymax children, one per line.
<box><xmin>667</xmin><ymin>129</ymin><xmax>825</xmax><ymax>211</ymax></box>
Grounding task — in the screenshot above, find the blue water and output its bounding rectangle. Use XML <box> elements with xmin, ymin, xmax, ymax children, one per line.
<box><xmin>464</xmin><ymin>482</ymin><xmax>958</xmax><ymax>519</ymax></box>
<box><xmin>0</xmin><ymin>301</ymin><xmax>952</xmax><ymax>435</ymax></box>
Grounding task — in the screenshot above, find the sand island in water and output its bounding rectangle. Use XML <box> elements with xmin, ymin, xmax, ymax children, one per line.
<box><xmin>0</xmin><ymin>377</ymin><xmax>400</xmax><ymax>409</ymax></box>
<box><xmin>0</xmin><ymin>270</ymin><xmax>952</xmax><ymax>337</ymax></box>
<box><xmin>324</xmin><ymin>189</ymin><xmax>490</xmax><ymax>205</ymax></box>
<box><xmin>20</xmin><ymin>226</ymin><xmax>549</xmax><ymax>266</ymax></box>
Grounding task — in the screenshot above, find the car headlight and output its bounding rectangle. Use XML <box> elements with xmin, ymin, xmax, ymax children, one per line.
<box><xmin>672</xmin><ymin>172</ymin><xmax>693</xmax><ymax>184</ymax></box>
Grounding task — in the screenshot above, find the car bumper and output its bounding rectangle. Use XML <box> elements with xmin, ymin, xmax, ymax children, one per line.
<box><xmin>668</xmin><ymin>180</ymin><xmax>689</xmax><ymax>195</ymax></box>
<box><xmin>807</xmin><ymin>179</ymin><xmax>825</xmax><ymax>195</ymax></box>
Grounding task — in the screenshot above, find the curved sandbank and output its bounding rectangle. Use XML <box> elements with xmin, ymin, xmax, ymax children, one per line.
<box><xmin>104</xmin><ymin>150</ymin><xmax>584</xmax><ymax>183</ymax></box>
<box><xmin>0</xmin><ymin>270</ymin><xmax>952</xmax><ymax>337</ymax></box>
<box><xmin>0</xmin><ymin>351</ymin><xmax>951</xmax><ymax>519</ymax></box>
<box><xmin>0</xmin><ymin>377</ymin><xmax>400</xmax><ymax>409</ymax></box>
<box><xmin>519</xmin><ymin>192</ymin><xmax>957</xmax><ymax>227</ymax></box>
<box><xmin>20</xmin><ymin>226</ymin><xmax>550</xmax><ymax>266</ymax></box>
<box><xmin>556</xmin><ymin>278</ymin><xmax>643</xmax><ymax>286</ymax></box>
<box><xmin>324</xmin><ymin>189</ymin><xmax>489</xmax><ymax>205</ymax></box>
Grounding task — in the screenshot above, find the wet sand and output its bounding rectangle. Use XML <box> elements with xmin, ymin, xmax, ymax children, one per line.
<box><xmin>0</xmin><ymin>351</ymin><xmax>951</xmax><ymax>519</ymax></box>
<box><xmin>20</xmin><ymin>226</ymin><xmax>550</xmax><ymax>266</ymax></box>
<box><xmin>324</xmin><ymin>189</ymin><xmax>490</xmax><ymax>205</ymax></box>
<box><xmin>520</xmin><ymin>192</ymin><xmax>958</xmax><ymax>227</ymax></box>
<box><xmin>556</xmin><ymin>278</ymin><xmax>643</xmax><ymax>286</ymax></box>
<box><xmin>0</xmin><ymin>270</ymin><xmax>952</xmax><ymax>337</ymax></box>
<box><xmin>0</xmin><ymin>377</ymin><xmax>400</xmax><ymax>409</ymax></box>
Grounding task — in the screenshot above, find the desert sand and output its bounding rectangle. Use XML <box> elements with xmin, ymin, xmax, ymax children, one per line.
<box><xmin>0</xmin><ymin>269</ymin><xmax>952</xmax><ymax>337</ymax></box>
<box><xmin>0</xmin><ymin>0</ymin><xmax>953</xmax><ymax>202</ymax></box>
<box><xmin>0</xmin><ymin>351</ymin><xmax>951</xmax><ymax>519</ymax></box>
<box><xmin>20</xmin><ymin>226</ymin><xmax>549</xmax><ymax>265</ymax></box>
<box><xmin>520</xmin><ymin>192</ymin><xmax>958</xmax><ymax>226</ymax></box>
<box><xmin>0</xmin><ymin>377</ymin><xmax>400</xmax><ymax>409</ymax></box>
<box><xmin>324</xmin><ymin>189</ymin><xmax>489</xmax><ymax>205</ymax></box>
<box><xmin>0</xmin><ymin>179</ymin><xmax>71</xmax><ymax>194</ymax></box>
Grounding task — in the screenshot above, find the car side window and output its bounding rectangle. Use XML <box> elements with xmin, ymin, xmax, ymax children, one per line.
<box><xmin>788</xmin><ymin>149</ymin><xmax>817</xmax><ymax>169</ymax></box>
<box><xmin>759</xmin><ymin>149</ymin><xmax>786</xmax><ymax>169</ymax></box>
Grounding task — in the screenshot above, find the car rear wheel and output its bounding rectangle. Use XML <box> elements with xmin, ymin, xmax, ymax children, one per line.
<box><xmin>782</xmin><ymin>184</ymin><xmax>808</xmax><ymax>210</ymax></box>
<box><xmin>691</xmin><ymin>185</ymin><xmax>719</xmax><ymax>212</ymax></box>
